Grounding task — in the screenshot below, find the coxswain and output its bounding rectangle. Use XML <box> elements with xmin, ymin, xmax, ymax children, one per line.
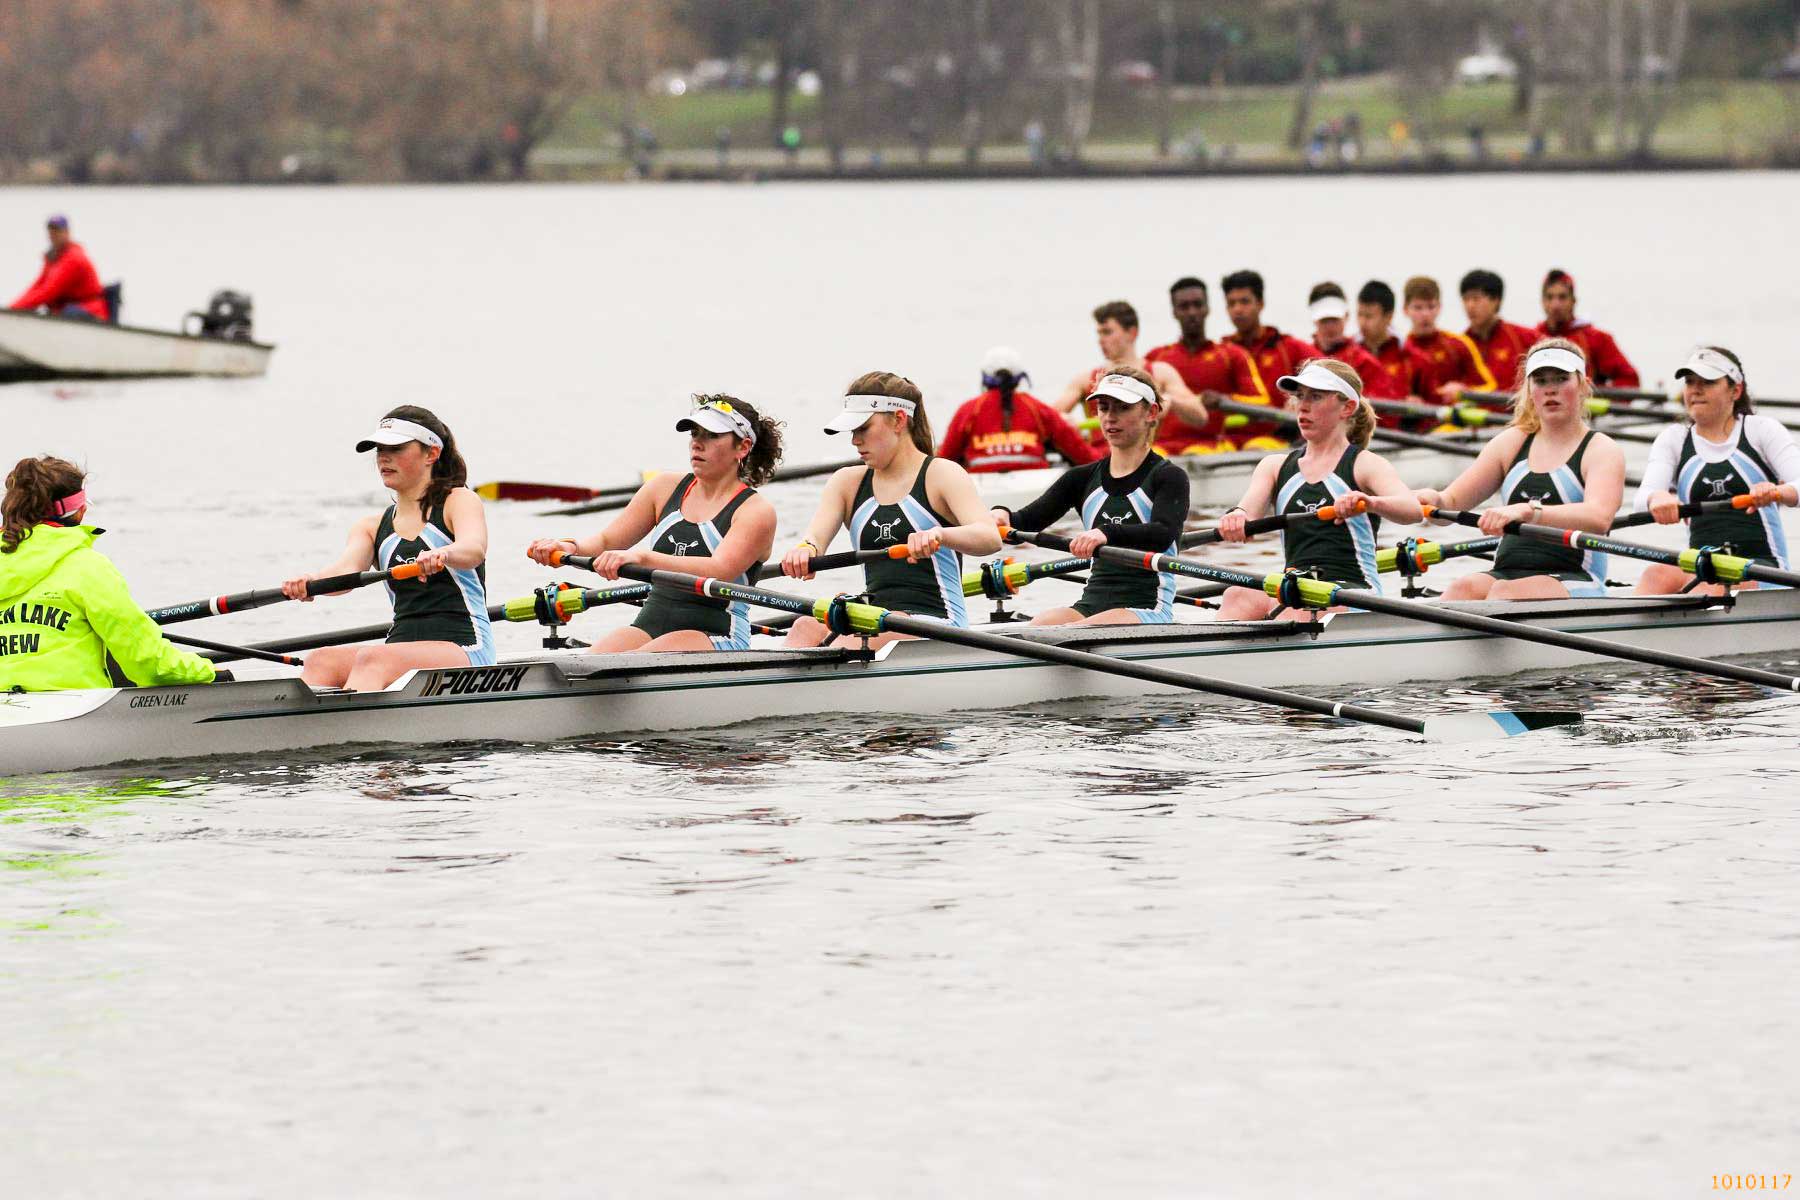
<box><xmin>1402</xmin><ymin>275</ymin><xmax>1492</xmax><ymax>401</ymax></box>
<box><xmin>9</xmin><ymin>215</ymin><xmax>108</xmax><ymax>321</ymax></box>
<box><xmin>527</xmin><ymin>396</ymin><xmax>783</xmax><ymax>651</ymax></box>
<box><xmin>1054</xmin><ymin>300</ymin><xmax>1204</xmax><ymax>442</ymax></box>
<box><xmin>0</xmin><ymin>456</ymin><xmax>217</xmax><ymax>692</ymax></box>
<box><xmin>1143</xmin><ymin>276</ymin><xmax>1271</xmax><ymax>455</ymax></box>
<box><xmin>1415</xmin><ymin>338</ymin><xmax>1625</xmax><ymax>600</ymax></box>
<box><xmin>1219</xmin><ymin>268</ymin><xmax>1317</xmax><ymax>444</ymax></box>
<box><xmin>1307</xmin><ymin>282</ymin><xmax>1385</xmax><ymax>394</ymax></box>
<box><xmin>282</xmin><ymin>407</ymin><xmax>493</xmax><ymax>689</ymax></box>
<box><xmin>783</xmin><ymin>372</ymin><xmax>1002</xmax><ymax>649</ymax></box>
<box><xmin>1455</xmin><ymin>268</ymin><xmax>1540</xmax><ymax>396</ymax></box>
<box><xmin>1633</xmin><ymin>347</ymin><xmax>1799</xmax><ymax>595</ymax></box>
<box><xmin>1536</xmin><ymin>269</ymin><xmax>1640</xmax><ymax>388</ymax></box>
<box><xmin>937</xmin><ymin>346</ymin><xmax>1101</xmax><ymax>472</ymax></box>
<box><xmin>1354</xmin><ymin>280</ymin><xmax>1433</xmax><ymax>407</ymax></box>
<box><xmin>991</xmin><ymin>367</ymin><xmax>1191</xmax><ymax>625</ymax></box>
<box><xmin>1214</xmin><ymin>360</ymin><xmax>1423</xmax><ymax>621</ymax></box>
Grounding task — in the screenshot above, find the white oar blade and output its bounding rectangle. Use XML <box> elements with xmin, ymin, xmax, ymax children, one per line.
<box><xmin>1422</xmin><ymin>710</ymin><xmax>1583</xmax><ymax>741</ymax></box>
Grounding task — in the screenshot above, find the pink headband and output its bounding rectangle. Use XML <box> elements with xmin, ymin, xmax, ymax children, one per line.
<box><xmin>49</xmin><ymin>489</ymin><xmax>88</xmax><ymax>518</ymax></box>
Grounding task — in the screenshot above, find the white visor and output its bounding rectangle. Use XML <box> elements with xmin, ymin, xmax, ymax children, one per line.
<box><xmin>980</xmin><ymin>345</ymin><xmax>1026</xmax><ymax>376</ymax></box>
<box><xmin>824</xmin><ymin>393</ymin><xmax>918</xmax><ymax>434</ymax></box>
<box><xmin>1308</xmin><ymin>296</ymin><xmax>1350</xmax><ymax>322</ymax></box>
<box><xmin>1276</xmin><ymin>360</ymin><xmax>1361</xmax><ymax>402</ymax></box>
<box><xmin>1523</xmin><ymin>345</ymin><xmax>1587</xmax><ymax>378</ymax></box>
<box><xmin>676</xmin><ymin>403</ymin><xmax>755</xmax><ymax>446</ymax></box>
<box><xmin>1675</xmin><ymin>347</ymin><xmax>1743</xmax><ymax>386</ymax></box>
<box><xmin>356</xmin><ymin>417</ymin><xmax>444</xmax><ymax>453</ymax></box>
<box><xmin>1085</xmin><ymin>373</ymin><xmax>1158</xmax><ymax>406</ymax></box>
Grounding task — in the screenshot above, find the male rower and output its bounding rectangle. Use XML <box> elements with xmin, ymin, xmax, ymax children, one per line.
<box><xmin>1458</xmin><ymin>268</ymin><xmax>1538</xmax><ymax>395</ymax></box>
<box><xmin>10</xmin><ymin>215</ymin><xmax>108</xmax><ymax>321</ymax></box>
<box><xmin>1308</xmin><ymin>282</ymin><xmax>1384</xmax><ymax>392</ymax></box>
<box><xmin>1056</xmin><ymin>299</ymin><xmax>1204</xmax><ymax>442</ymax></box>
<box><xmin>1220</xmin><ymin>268</ymin><xmax>1316</xmax><ymax>445</ymax></box>
<box><xmin>1354</xmin><ymin>279</ymin><xmax>1432</xmax><ymax>406</ymax></box>
<box><xmin>1402</xmin><ymin>275</ymin><xmax>1491</xmax><ymax>401</ymax></box>
<box><xmin>1143</xmin><ymin>275</ymin><xmax>1268</xmax><ymax>454</ymax></box>
<box><xmin>1537</xmin><ymin>268</ymin><xmax>1639</xmax><ymax>388</ymax></box>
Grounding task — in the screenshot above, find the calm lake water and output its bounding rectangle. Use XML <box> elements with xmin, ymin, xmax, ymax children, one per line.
<box><xmin>3</xmin><ymin>175</ymin><xmax>1798</xmax><ymax>1198</ymax></box>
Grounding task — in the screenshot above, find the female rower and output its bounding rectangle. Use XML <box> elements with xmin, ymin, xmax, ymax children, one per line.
<box><xmin>1414</xmin><ymin>338</ymin><xmax>1625</xmax><ymax>600</ymax></box>
<box><xmin>782</xmin><ymin>371</ymin><xmax>1001</xmax><ymax>648</ymax></box>
<box><xmin>1633</xmin><ymin>346</ymin><xmax>1800</xmax><ymax>595</ymax></box>
<box><xmin>282</xmin><ymin>407</ymin><xmax>492</xmax><ymax>690</ymax></box>
<box><xmin>0</xmin><ymin>456</ymin><xmax>217</xmax><ymax>692</ymax></box>
<box><xmin>526</xmin><ymin>396</ymin><xmax>782</xmax><ymax>652</ymax></box>
<box><xmin>1215</xmin><ymin>359</ymin><xmax>1423</xmax><ymax>620</ymax></box>
<box><xmin>990</xmin><ymin>367</ymin><xmax>1190</xmax><ymax>625</ymax></box>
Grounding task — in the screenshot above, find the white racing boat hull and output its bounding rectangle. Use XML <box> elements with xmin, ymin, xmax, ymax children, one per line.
<box><xmin>0</xmin><ymin>309</ymin><xmax>273</xmax><ymax>382</ymax></box>
<box><xmin>4</xmin><ymin>589</ymin><xmax>1796</xmax><ymax>775</ymax></box>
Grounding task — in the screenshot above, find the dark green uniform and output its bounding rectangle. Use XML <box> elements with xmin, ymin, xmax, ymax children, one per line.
<box><xmin>632</xmin><ymin>474</ymin><xmax>758</xmax><ymax>649</ymax></box>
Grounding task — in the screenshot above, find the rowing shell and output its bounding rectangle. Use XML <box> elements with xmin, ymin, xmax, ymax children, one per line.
<box><xmin>5</xmin><ymin>588</ymin><xmax>1795</xmax><ymax>774</ymax></box>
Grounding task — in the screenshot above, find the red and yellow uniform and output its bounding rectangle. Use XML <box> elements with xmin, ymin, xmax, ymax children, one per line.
<box><xmin>1313</xmin><ymin>338</ymin><xmax>1386</xmax><ymax>395</ymax></box>
<box><xmin>938</xmin><ymin>388</ymin><xmax>1103</xmax><ymax>472</ymax></box>
<box><xmin>10</xmin><ymin>241</ymin><xmax>107</xmax><ymax>320</ymax></box>
<box><xmin>1406</xmin><ymin>328</ymin><xmax>1492</xmax><ymax>394</ymax></box>
<box><xmin>1223</xmin><ymin>325</ymin><xmax>1316</xmax><ymax>445</ymax></box>
<box><xmin>1357</xmin><ymin>335</ymin><xmax>1432</xmax><ymax>402</ymax></box>
<box><xmin>1465</xmin><ymin>320</ymin><xmax>1539</xmax><ymax>392</ymax></box>
<box><xmin>1537</xmin><ymin>319</ymin><xmax>1639</xmax><ymax>388</ymax></box>
<box><xmin>1145</xmin><ymin>337</ymin><xmax>1267</xmax><ymax>453</ymax></box>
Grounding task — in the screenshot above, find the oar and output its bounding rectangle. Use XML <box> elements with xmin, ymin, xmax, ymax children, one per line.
<box><xmin>544</xmin><ymin>459</ymin><xmax>860</xmax><ymax>517</ymax></box>
<box><xmin>148</xmin><ymin>564</ymin><xmax>423</xmax><ymax>626</ymax></box>
<box><xmin>165</xmin><ymin>632</ymin><xmax>305</xmax><ymax>667</ymax></box>
<box><xmin>1004</xmin><ymin>524</ymin><xmax>1800</xmax><ymax>694</ymax></box>
<box><xmin>1425</xmin><ymin>500</ymin><xmax>1800</xmax><ymax>590</ymax></box>
<box><xmin>476</xmin><ymin>480</ymin><xmax>639</xmax><ymax>503</ymax></box>
<box><xmin>1210</xmin><ymin>397</ymin><xmax>1489</xmax><ymax>460</ymax></box>
<box><xmin>545</xmin><ymin>551</ymin><xmax>1577</xmax><ymax>739</ymax></box>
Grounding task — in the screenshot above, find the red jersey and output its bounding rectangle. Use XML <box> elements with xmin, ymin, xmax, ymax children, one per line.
<box><xmin>1464</xmin><ymin>320</ymin><xmax>1540</xmax><ymax>392</ymax></box>
<box><xmin>1536</xmin><ymin>319</ymin><xmax>1639</xmax><ymax>388</ymax></box>
<box><xmin>1145</xmin><ymin>337</ymin><xmax>1265</xmax><ymax>452</ymax></box>
<box><xmin>11</xmin><ymin>241</ymin><xmax>107</xmax><ymax>320</ymax></box>
<box><xmin>1223</xmin><ymin>325</ymin><xmax>1315</xmax><ymax>442</ymax></box>
<box><xmin>1406</xmin><ymin>328</ymin><xmax>1493</xmax><ymax>394</ymax></box>
<box><xmin>1356</xmin><ymin>334</ymin><xmax>1432</xmax><ymax>402</ymax></box>
<box><xmin>1312</xmin><ymin>337</ymin><xmax>1386</xmax><ymax>394</ymax></box>
<box><xmin>939</xmin><ymin>388</ymin><xmax>1103</xmax><ymax>472</ymax></box>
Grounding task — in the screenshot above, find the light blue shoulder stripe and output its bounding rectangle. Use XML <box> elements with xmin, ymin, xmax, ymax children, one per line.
<box><xmin>1322</xmin><ymin>473</ymin><xmax>1380</xmax><ymax>591</ymax></box>
<box><xmin>896</xmin><ymin>494</ymin><xmax>966</xmax><ymax>626</ymax></box>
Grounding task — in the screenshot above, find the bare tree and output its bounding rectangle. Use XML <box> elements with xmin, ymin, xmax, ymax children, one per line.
<box><xmin>1051</xmin><ymin>0</ymin><xmax>1100</xmax><ymax>160</ymax></box>
<box><xmin>1283</xmin><ymin>0</ymin><xmax>1333</xmax><ymax>151</ymax></box>
<box><xmin>1631</xmin><ymin>0</ymin><xmax>1691</xmax><ymax>156</ymax></box>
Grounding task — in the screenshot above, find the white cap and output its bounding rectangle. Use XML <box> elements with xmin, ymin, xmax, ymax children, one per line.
<box><xmin>1523</xmin><ymin>344</ymin><xmax>1587</xmax><ymax>378</ymax></box>
<box><xmin>1276</xmin><ymin>360</ymin><xmax>1361</xmax><ymax>402</ymax></box>
<box><xmin>356</xmin><ymin>417</ymin><xmax>443</xmax><ymax>453</ymax></box>
<box><xmin>980</xmin><ymin>345</ymin><xmax>1026</xmax><ymax>376</ymax></box>
<box><xmin>1308</xmin><ymin>295</ymin><xmax>1350</xmax><ymax>322</ymax></box>
<box><xmin>1085</xmin><ymin>372</ymin><xmax>1158</xmax><ymax>406</ymax></box>
<box><xmin>676</xmin><ymin>400</ymin><xmax>756</xmax><ymax>446</ymax></box>
<box><xmin>824</xmin><ymin>393</ymin><xmax>918</xmax><ymax>434</ymax></box>
<box><xmin>1675</xmin><ymin>347</ymin><xmax>1743</xmax><ymax>385</ymax></box>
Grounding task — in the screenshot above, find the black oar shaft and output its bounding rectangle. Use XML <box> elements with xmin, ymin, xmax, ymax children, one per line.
<box><xmin>165</xmin><ymin>632</ymin><xmax>304</xmax><ymax>666</ymax></box>
<box><xmin>547</xmin><ymin>459</ymin><xmax>859</xmax><ymax>517</ymax></box>
<box><xmin>148</xmin><ymin>565</ymin><xmax>417</xmax><ymax>626</ymax></box>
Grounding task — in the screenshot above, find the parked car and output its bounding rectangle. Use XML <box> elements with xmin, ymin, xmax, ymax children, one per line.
<box><xmin>1457</xmin><ymin>53</ymin><xmax>1517</xmax><ymax>84</ymax></box>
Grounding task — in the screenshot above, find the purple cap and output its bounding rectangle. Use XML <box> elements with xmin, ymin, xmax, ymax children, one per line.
<box><xmin>46</xmin><ymin>214</ymin><xmax>68</xmax><ymax>229</ymax></box>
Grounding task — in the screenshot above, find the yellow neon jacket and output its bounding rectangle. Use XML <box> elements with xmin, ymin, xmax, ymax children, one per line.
<box><xmin>0</xmin><ymin>523</ymin><xmax>215</xmax><ymax>692</ymax></box>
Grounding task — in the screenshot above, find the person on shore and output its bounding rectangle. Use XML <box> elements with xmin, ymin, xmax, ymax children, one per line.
<box><xmin>1402</xmin><ymin>275</ymin><xmax>1492</xmax><ymax>401</ymax></box>
<box><xmin>1457</xmin><ymin>268</ymin><xmax>1540</xmax><ymax>396</ymax></box>
<box><xmin>527</xmin><ymin>397</ymin><xmax>783</xmax><ymax>652</ymax></box>
<box><xmin>1633</xmin><ymin>347</ymin><xmax>1799</xmax><ymax>595</ymax></box>
<box><xmin>1354</xmin><ymin>279</ymin><xmax>1433</xmax><ymax>408</ymax></box>
<box><xmin>1415</xmin><ymin>339</ymin><xmax>1625</xmax><ymax>600</ymax></box>
<box><xmin>1307</xmin><ymin>282</ymin><xmax>1385</xmax><ymax>395</ymax></box>
<box><xmin>1056</xmin><ymin>300</ymin><xmax>1203</xmax><ymax>443</ymax></box>
<box><xmin>1537</xmin><ymin>269</ymin><xmax>1640</xmax><ymax>388</ymax></box>
<box><xmin>10</xmin><ymin>215</ymin><xmax>108</xmax><ymax>321</ymax></box>
<box><xmin>0</xmin><ymin>456</ymin><xmax>217</xmax><ymax>692</ymax></box>
<box><xmin>282</xmin><ymin>407</ymin><xmax>492</xmax><ymax>690</ymax></box>
<box><xmin>938</xmin><ymin>347</ymin><xmax>1100</xmax><ymax>473</ymax></box>
<box><xmin>991</xmin><ymin>367</ymin><xmax>1190</xmax><ymax>626</ymax></box>
<box><xmin>1220</xmin><ymin>268</ymin><xmax>1317</xmax><ymax>445</ymax></box>
<box><xmin>1144</xmin><ymin>276</ymin><xmax>1269</xmax><ymax>455</ymax></box>
<box><xmin>782</xmin><ymin>372</ymin><xmax>1001</xmax><ymax>649</ymax></box>
<box><xmin>1214</xmin><ymin>360</ymin><xmax>1422</xmax><ymax>621</ymax></box>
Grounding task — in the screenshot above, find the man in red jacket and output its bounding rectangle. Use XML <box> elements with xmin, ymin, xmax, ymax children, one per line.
<box><xmin>1403</xmin><ymin>274</ymin><xmax>1492</xmax><ymax>400</ymax></box>
<box><xmin>1144</xmin><ymin>276</ymin><xmax>1268</xmax><ymax>454</ymax></box>
<box><xmin>10</xmin><ymin>215</ymin><xmax>107</xmax><ymax>321</ymax></box>
<box><xmin>1220</xmin><ymin>268</ymin><xmax>1316</xmax><ymax>444</ymax></box>
<box><xmin>1354</xmin><ymin>279</ymin><xmax>1432</xmax><ymax>405</ymax></box>
<box><xmin>1457</xmin><ymin>268</ymin><xmax>1538</xmax><ymax>395</ymax></box>
<box><xmin>938</xmin><ymin>346</ymin><xmax>1102</xmax><ymax>472</ymax></box>
<box><xmin>1307</xmin><ymin>281</ymin><xmax>1386</xmax><ymax>389</ymax></box>
<box><xmin>1537</xmin><ymin>268</ymin><xmax>1639</xmax><ymax>388</ymax></box>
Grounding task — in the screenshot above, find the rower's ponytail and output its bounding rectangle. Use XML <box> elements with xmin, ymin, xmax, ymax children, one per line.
<box><xmin>383</xmin><ymin>405</ymin><xmax>466</xmax><ymax>514</ymax></box>
<box><xmin>2</xmin><ymin>456</ymin><xmax>84</xmax><ymax>554</ymax></box>
<box><xmin>847</xmin><ymin>371</ymin><xmax>933</xmax><ymax>454</ymax></box>
<box><xmin>1308</xmin><ymin>358</ymin><xmax>1375</xmax><ymax>449</ymax></box>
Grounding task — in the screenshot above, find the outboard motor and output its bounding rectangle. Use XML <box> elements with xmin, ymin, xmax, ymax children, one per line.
<box><xmin>185</xmin><ymin>290</ymin><xmax>255</xmax><ymax>341</ymax></box>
